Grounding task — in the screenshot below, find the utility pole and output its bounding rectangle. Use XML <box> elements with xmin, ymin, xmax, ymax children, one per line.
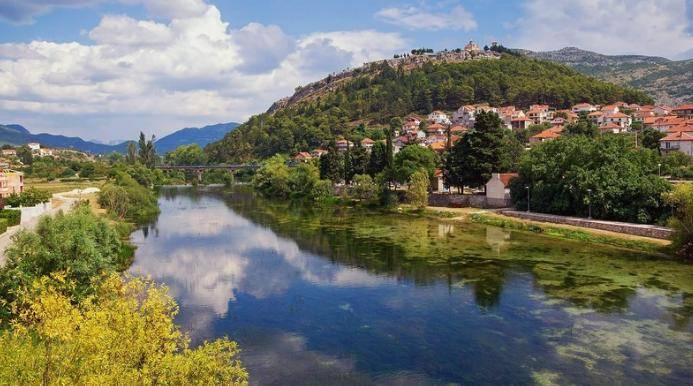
<box><xmin>525</xmin><ymin>185</ymin><xmax>530</xmax><ymax>212</ymax></box>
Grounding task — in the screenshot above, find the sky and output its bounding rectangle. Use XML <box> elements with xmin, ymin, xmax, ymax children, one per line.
<box><xmin>0</xmin><ymin>0</ymin><xmax>691</xmax><ymax>141</ymax></box>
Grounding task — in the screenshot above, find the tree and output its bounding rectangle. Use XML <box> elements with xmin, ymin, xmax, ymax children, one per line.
<box><xmin>444</xmin><ymin>111</ymin><xmax>505</xmax><ymax>190</ymax></box>
<box><xmin>350</xmin><ymin>145</ymin><xmax>369</xmax><ymax>179</ymax></box>
<box><xmin>565</xmin><ymin>115</ymin><xmax>598</xmax><ymax>137</ymax></box>
<box><xmin>126</xmin><ymin>142</ymin><xmax>137</xmax><ymax>164</ymax></box>
<box><xmin>319</xmin><ymin>142</ymin><xmax>343</xmax><ymax>183</ymax></box>
<box><xmin>348</xmin><ymin>174</ymin><xmax>378</xmax><ymax>202</ymax></box>
<box><xmin>0</xmin><ymin>275</ymin><xmax>247</xmax><ymax>385</ymax></box>
<box><xmin>663</xmin><ymin>184</ymin><xmax>693</xmax><ymax>260</ymax></box>
<box><xmin>288</xmin><ymin>163</ymin><xmax>320</xmax><ymax>199</ymax></box>
<box><xmin>509</xmin><ymin>135</ymin><xmax>671</xmax><ymax>224</ymax></box>
<box><xmin>252</xmin><ymin>155</ymin><xmax>291</xmax><ymax>198</ymax></box>
<box><xmin>137</xmin><ymin>132</ymin><xmax>157</xmax><ymax>168</ymax></box>
<box><xmin>394</xmin><ymin>145</ymin><xmax>437</xmax><ymax>184</ymax></box>
<box><xmin>642</xmin><ymin>127</ymin><xmax>665</xmax><ymax>152</ymax></box>
<box><xmin>368</xmin><ymin>141</ymin><xmax>387</xmax><ymax>176</ymax></box>
<box><xmin>16</xmin><ymin>146</ymin><xmax>32</xmax><ymax>165</ymax></box>
<box><xmin>343</xmin><ymin>141</ymin><xmax>353</xmax><ymax>184</ymax></box>
<box><xmin>407</xmin><ymin>169</ymin><xmax>429</xmax><ymax>209</ymax></box>
<box><xmin>164</xmin><ymin>144</ymin><xmax>208</xmax><ymax>166</ymax></box>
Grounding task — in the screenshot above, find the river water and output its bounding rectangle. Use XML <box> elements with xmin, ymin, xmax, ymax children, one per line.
<box><xmin>129</xmin><ymin>187</ymin><xmax>692</xmax><ymax>385</ymax></box>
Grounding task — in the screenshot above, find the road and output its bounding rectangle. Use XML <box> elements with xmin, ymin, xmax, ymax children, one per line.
<box><xmin>0</xmin><ymin>188</ymin><xmax>100</xmax><ymax>266</ymax></box>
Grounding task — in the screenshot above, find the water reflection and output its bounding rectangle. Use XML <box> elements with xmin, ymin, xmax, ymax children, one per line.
<box><xmin>130</xmin><ymin>187</ymin><xmax>693</xmax><ymax>385</ymax></box>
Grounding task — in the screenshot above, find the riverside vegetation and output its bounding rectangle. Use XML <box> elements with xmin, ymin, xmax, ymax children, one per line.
<box><xmin>0</xmin><ymin>136</ymin><xmax>248</xmax><ymax>384</ymax></box>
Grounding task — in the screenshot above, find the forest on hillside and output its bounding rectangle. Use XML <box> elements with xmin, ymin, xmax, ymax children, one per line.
<box><xmin>206</xmin><ymin>54</ymin><xmax>652</xmax><ymax>163</ymax></box>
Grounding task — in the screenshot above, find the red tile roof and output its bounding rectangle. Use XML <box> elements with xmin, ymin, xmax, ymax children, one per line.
<box><xmin>499</xmin><ymin>173</ymin><xmax>518</xmax><ymax>186</ymax></box>
<box><xmin>661</xmin><ymin>131</ymin><xmax>693</xmax><ymax>142</ymax></box>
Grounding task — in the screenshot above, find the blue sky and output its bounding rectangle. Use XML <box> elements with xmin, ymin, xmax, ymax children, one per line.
<box><xmin>0</xmin><ymin>0</ymin><xmax>691</xmax><ymax>141</ymax></box>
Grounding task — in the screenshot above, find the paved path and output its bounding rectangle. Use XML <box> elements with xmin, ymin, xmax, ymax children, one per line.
<box><xmin>0</xmin><ymin>188</ymin><xmax>100</xmax><ymax>266</ymax></box>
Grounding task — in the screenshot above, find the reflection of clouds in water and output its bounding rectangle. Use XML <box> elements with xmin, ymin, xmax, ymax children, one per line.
<box><xmin>130</xmin><ymin>195</ymin><xmax>392</xmax><ymax>319</ymax></box>
<box><xmin>240</xmin><ymin>330</ymin><xmax>438</xmax><ymax>386</ymax></box>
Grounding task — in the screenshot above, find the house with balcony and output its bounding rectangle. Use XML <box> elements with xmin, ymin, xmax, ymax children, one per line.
<box><xmin>660</xmin><ymin>131</ymin><xmax>693</xmax><ymax>156</ymax></box>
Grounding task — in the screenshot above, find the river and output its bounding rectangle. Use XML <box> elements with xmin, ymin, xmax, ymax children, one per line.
<box><xmin>129</xmin><ymin>186</ymin><xmax>692</xmax><ymax>385</ymax></box>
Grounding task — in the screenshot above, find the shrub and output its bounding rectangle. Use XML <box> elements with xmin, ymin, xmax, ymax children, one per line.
<box><xmin>0</xmin><ymin>218</ymin><xmax>7</xmax><ymax>235</ymax></box>
<box><xmin>348</xmin><ymin>174</ymin><xmax>378</xmax><ymax>202</ymax></box>
<box><xmin>5</xmin><ymin>187</ymin><xmax>51</xmax><ymax>207</ymax></box>
<box><xmin>252</xmin><ymin>155</ymin><xmax>290</xmax><ymax>198</ymax></box>
<box><xmin>0</xmin><ymin>275</ymin><xmax>248</xmax><ymax>385</ymax></box>
<box><xmin>312</xmin><ymin>179</ymin><xmax>334</xmax><ymax>203</ymax></box>
<box><xmin>287</xmin><ymin>163</ymin><xmax>320</xmax><ymax>199</ymax></box>
<box><xmin>0</xmin><ymin>209</ymin><xmax>21</xmax><ymax>226</ymax></box>
<box><xmin>663</xmin><ymin>184</ymin><xmax>693</xmax><ymax>261</ymax></box>
<box><xmin>99</xmin><ymin>171</ymin><xmax>159</xmax><ymax>222</ymax></box>
<box><xmin>0</xmin><ymin>206</ymin><xmax>125</xmax><ymax>319</ymax></box>
<box><xmin>406</xmin><ymin>169</ymin><xmax>430</xmax><ymax>209</ymax></box>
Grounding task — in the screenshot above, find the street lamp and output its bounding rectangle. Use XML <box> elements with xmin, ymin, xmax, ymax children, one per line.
<box><xmin>525</xmin><ymin>185</ymin><xmax>530</xmax><ymax>213</ymax></box>
<box><xmin>658</xmin><ymin>163</ymin><xmax>661</xmax><ymax>176</ymax></box>
<box><xmin>587</xmin><ymin>188</ymin><xmax>593</xmax><ymax>219</ymax></box>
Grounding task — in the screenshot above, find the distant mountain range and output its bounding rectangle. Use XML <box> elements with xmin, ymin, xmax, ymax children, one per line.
<box><xmin>517</xmin><ymin>47</ymin><xmax>692</xmax><ymax>105</ymax></box>
<box><xmin>0</xmin><ymin>122</ymin><xmax>239</xmax><ymax>155</ymax></box>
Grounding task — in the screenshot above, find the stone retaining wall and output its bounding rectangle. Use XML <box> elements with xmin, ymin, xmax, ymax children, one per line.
<box><xmin>500</xmin><ymin>210</ymin><xmax>674</xmax><ymax>240</ymax></box>
<box><xmin>428</xmin><ymin>194</ymin><xmax>511</xmax><ymax>209</ymax></box>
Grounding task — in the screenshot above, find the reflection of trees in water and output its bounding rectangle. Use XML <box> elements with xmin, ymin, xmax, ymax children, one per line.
<box><xmin>212</xmin><ymin>187</ymin><xmax>692</xmax><ymax>319</ymax></box>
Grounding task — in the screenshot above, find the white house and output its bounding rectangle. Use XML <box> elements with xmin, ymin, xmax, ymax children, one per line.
<box><xmin>603</xmin><ymin>112</ymin><xmax>632</xmax><ymax>129</ymax></box>
<box><xmin>661</xmin><ymin>131</ymin><xmax>693</xmax><ymax>155</ymax></box>
<box><xmin>572</xmin><ymin>103</ymin><xmax>597</xmax><ymax>114</ymax></box>
<box><xmin>27</xmin><ymin>143</ymin><xmax>41</xmax><ymax>153</ymax></box>
<box><xmin>485</xmin><ymin>173</ymin><xmax>518</xmax><ymax>208</ymax></box>
<box><xmin>428</xmin><ymin>111</ymin><xmax>451</xmax><ymax>125</ymax></box>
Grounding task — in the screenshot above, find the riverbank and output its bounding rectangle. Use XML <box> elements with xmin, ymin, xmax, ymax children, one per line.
<box><xmin>402</xmin><ymin>205</ymin><xmax>672</xmax><ymax>256</ymax></box>
<box><xmin>0</xmin><ymin>188</ymin><xmax>102</xmax><ymax>266</ymax></box>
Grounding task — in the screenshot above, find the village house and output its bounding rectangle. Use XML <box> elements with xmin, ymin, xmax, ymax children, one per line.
<box><xmin>653</xmin><ymin>105</ymin><xmax>672</xmax><ymax>116</ymax></box>
<box><xmin>310</xmin><ymin>148</ymin><xmax>328</xmax><ymax>158</ymax></box>
<box><xmin>572</xmin><ymin>103</ymin><xmax>597</xmax><ymax>114</ymax></box>
<box><xmin>600</xmin><ymin>104</ymin><xmax>620</xmax><ymax>115</ymax></box>
<box><xmin>529</xmin><ymin>126</ymin><xmax>563</xmax><ymax>143</ymax></box>
<box><xmin>602</xmin><ymin>112</ymin><xmax>632</xmax><ymax>129</ymax></box>
<box><xmin>335</xmin><ymin>139</ymin><xmax>354</xmax><ymax>152</ymax></box>
<box><xmin>485</xmin><ymin>173</ymin><xmax>518</xmax><ymax>208</ymax></box>
<box><xmin>587</xmin><ymin>111</ymin><xmax>604</xmax><ymax>125</ymax></box>
<box><xmin>39</xmin><ymin>148</ymin><xmax>54</xmax><ymax>157</ymax></box>
<box><xmin>672</xmin><ymin>103</ymin><xmax>693</xmax><ymax>118</ymax></box>
<box><xmin>360</xmin><ymin>137</ymin><xmax>375</xmax><ymax>151</ymax></box>
<box><xmin>431</xmin><ymin>169</ymin><xmax>446</xmax><ymax>193</ymax></box>
<box><xmin>1</xmin><ymin>149</ymin><xmax>17</xmax><ymax>157</ymax></box>
<box><xmin>511</xmin><ymin>116</ymin><xmax>530</xmax><ymax>131</ymax></box>
<box><xmin>293</xmin><ymin>152</ymin><xmax>312</xmax><ymax>162</ymax></box>
<box><xmin>599</xmin><ymin>122</ymin><xmax>625</xmax><ymax>134</ymax></box>
<box><xmin>0</xmin><ymin>169</ymin><xmax>23</xmax><ymax>198</ymax></box>
<box><xmin>660</xmin><ymin>131</ymin><xmax>693</xmax><ymax>156</ymax></box>
<box><xmin>27</xmin><ymin>142</ymin><xmax>41</xmax><ymax>153</ymax></box>
<box><xmin>645</xmin><ymin>116</ymin><xmax>686</xmax><ymax>133</ymax></box>
<box><xmin>426</xmin><ymin>123</ymin><xmax>446</xmax><ymax>136</ymax></box>
<box><xmin>526</xmin><ymin>104</ymin><xmax>553</xmax><ymax>125</ymax></box>
<box><xmin>428</xmin><ymin>111</ymin><xmax>451</xmax><ymax>125</ymax></box>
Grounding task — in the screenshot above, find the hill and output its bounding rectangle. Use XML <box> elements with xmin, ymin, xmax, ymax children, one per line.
<box><xmin>206</xmin><ymin>52</ymin><xmax>652</xmax><ymax>163</ymax></box>
<box><xmin>154</xmin><ymin>122</ymin><xmax>239</xmax><ymax>154</ymax></box>
<box><xmin>518</xmin><ymin>47</ymin><xmax>692</xmax><ymax>105</ymax></box>
<box><xmin>0</xmin><ymin>122</ymin><xmax>239</xmax><ymax>155</ymax></box>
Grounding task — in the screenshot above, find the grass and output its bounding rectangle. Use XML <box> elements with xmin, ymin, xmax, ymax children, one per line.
<box><xmin>24</xmin><ymin>178</ymin><xmax>106</xmax><ymax>194</ymax></box>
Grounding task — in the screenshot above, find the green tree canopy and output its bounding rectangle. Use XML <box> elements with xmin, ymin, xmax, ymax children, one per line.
<box><xmin>394</xmin><ymin>145</ymin><xmax>437</xmax><ymax>184</ymax></box>
<box><xmin>509</xmin><ymin>135</ymin><xmax>671</xmax><ymax>224</ymax></box>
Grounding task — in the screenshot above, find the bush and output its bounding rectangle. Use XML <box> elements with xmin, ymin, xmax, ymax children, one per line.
<box><xmin>0</xmin><ymin>275</ymin><xmax>248</xmax><ymax>385</ymax></box>
<box><xmin>0</xmin><ymin>206</ymin><xmax>125</xmax><ymax>320</ymax></box>
<box><xmin>5</xmin><ymin>187</ymin><xmax>51</xmax><ymax>207</ymax></box>
<box><xmin>252</xmin><ymin>155</ymin><xmax>290</xmax><ymax>198</ymax></box>
<box><xmin>312</xmin><ymin>179</ymin><xmax>334</xmax><ymax>203</ymax></box>
<box><xmin>99</xmin><ymin>171</ymin><xmax>159</xmax><ymax>223</ymax></box>
<box><xmin>406</xmin><ymin>169</ymin><xmax>430</xmax><ymax>209</ymax></box>
<box><xmin>663</xmin><ymin>184</ymin><xmax>693</xmax><ymax>261</ymax></box>
<box><xmin>348</xmin><ymin>174</ymin><xmax>378</xmax><ymax>202</ymax></box>
<box><xmin>0</xmin><ymin>209</ymin><xmax>21</xmax><ymax>226</ymax></box>
<box><xmin>0</xmin><ymin>218</ymin><xmax>7</xmax><ymax>235</ymax></box>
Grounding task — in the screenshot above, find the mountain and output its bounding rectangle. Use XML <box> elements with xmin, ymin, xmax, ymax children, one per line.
<box><xmin>206</xmin><ymin>51</ymin><xmax>652</xmax><ymax>163</ymax></box>
<box><xmin>517</xmin><ymin>47</ymin><xmax>692</xmax><ymax>105</ymax></box>
<box><xmin>154</xmin><ymin>122</ymin><xmax>239</xmax><ymax>154</ymax></box>
<box><xmin>0</xmin><ymin>124</ymin><xmax>129</xmax><ymax>154</ymax></box>
<box><xmin>0</xmin><ymin>122</ymin><xmax>239</xmax><ymax>155</ymax></box>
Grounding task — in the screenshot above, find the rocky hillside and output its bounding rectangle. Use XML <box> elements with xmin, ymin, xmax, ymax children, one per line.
<box><xmin>207</xmin><ymin>52</ymin><xmax>651</xmax><ymax>163</ymax></box>
<box><xmin>268</xmin><ymin>49</ymin><xmax>501</xmax><ymax>113</ymax></box>
<box><xmin>518</xmin><ymin>47</ymin><xmax>692</xmax><ymax>105</ymax></box>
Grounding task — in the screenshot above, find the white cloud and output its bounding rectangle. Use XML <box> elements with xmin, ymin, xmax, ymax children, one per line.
<box><xmin>0</xmin><ymin>2</ymin><xmax>407</xmax><ymax>140</ymax></box>
<box><xmin>0</xmin><ymin>0</ymin><xmax>104</xmax><ymax>24</ymax></box>
<box><xmin>375</xmin><ymin>3</ymin><xmax>477</xmax><ymax>31</ymax></box>
<box><xmin>510</xmin><ymin>0</ymin><xmax>693</xmax><ymax>60</ymax></box>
